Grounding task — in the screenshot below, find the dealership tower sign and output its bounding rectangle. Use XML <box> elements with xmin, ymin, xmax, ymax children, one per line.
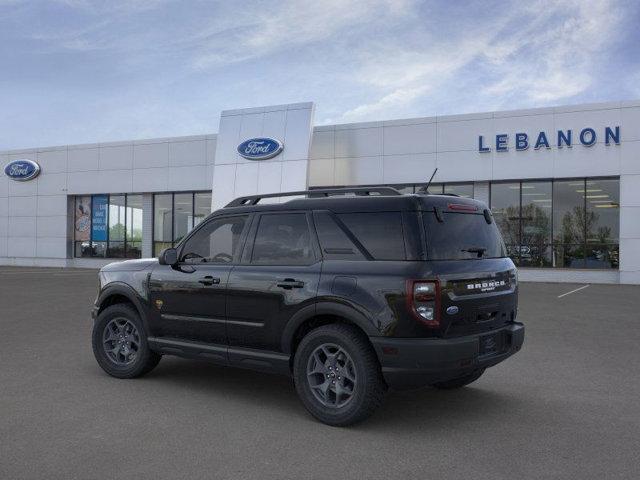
<box><xmin>237</xmin><ymin>137</ymin><xmax>284</xmax><ymax>160</ymax></box>
<box><xmin>4</xmin><ymin>159</ymin><xmax>41</xmax><ymax>181</ymax></box>
<box><xmin>478</xmin><ymin>126</ymin><xmax>620</xmax><ymax>152</ymax></box>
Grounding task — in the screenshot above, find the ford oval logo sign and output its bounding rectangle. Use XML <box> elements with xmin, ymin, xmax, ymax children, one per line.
<box><xmin>4</xmin><ymin>159</ymin><xmax>41</xmax><ymax>182</ymax></box>
<box><xmin>446</xmin><ymin>306</ymin><xmax>459</xmax><ymax>315</ymax></box>
<box><xmin>237</xmin><ymin>137</ymin><xmax>283</xmax><ymax>160</ymax></box>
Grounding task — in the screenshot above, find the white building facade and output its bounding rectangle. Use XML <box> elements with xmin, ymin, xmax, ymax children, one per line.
<box><xmin>1</xmin><ymin>100</ymin><xmax>639</xmax><ymax>284</ymax></box>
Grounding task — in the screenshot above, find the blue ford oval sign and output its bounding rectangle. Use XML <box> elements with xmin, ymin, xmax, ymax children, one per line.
<box><xmin>4</xmin><ymin>159</ymin><xmax>41</xmax><ymax>181</ymax></box>
<box><xmin>237</xmin><ymin>137</ymin><xmax>283</xmax><ymax>160</ymax></box>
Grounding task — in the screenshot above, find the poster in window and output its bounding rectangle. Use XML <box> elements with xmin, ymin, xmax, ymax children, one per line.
<box><xmin>92</xmin><ymin>195</ymin><xmax>108</xmax><ymax>242</ymax></box>
<box><xmin>74</xmin><ymin>196</ymin><xmax>91</xmax><ymax>241</ymax></box>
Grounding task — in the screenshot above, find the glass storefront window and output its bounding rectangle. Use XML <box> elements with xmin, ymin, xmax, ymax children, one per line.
<box><xmin>553</xmin><ymin>180</ymin><xmax>587</xmax><ymax>268</ymax></box>
<box><xmin>73</xmin><ymin>193</ymin><xmax>144</xmax><ymax>259</ymax></box>
<box><xmin>489</xmin><ymin>178</ymin><xmax>619</xmax><ymax>269</ymax></box>
<box><xmin>194</xmin><ymin>192</ymin><xmax>212</xmax><ymax>227</ymax></box>
<box><xmin>585</xmin><ymin>179</ymin><xmax>619</xmax><ymax>269</ymax></box>
<box><xmin>520</xmin><ymin>181</ymin><xmax>552</xmax><ymax>267</ymax></box>
<box><xmin>108</xmin><ymin>195</ymin><xmax>126</xmax><ymax>258</ymax></box>
<box><xmin>416</xmin><ymin>183</ymin><xmax>443</xmax><ymax>194</ymax></box>
<box><xmin>444</xmin><ymin>183</ymin><xmax>474</xmax><ymax>198</ymax></box>
<box><xmin>173</xmin><ymin>193</ymin><xmax>193</xmax><ymax>244</ymax></box>
<box><xmin>490</xmin><ymin>182</ymin><xmax>521</xmax><ymax>263</ymax></box>
<box><xmin>153</xmin><ymin>191</ymin><xmax>212</xmax><ymax>256</ymax></box>
<box><xmin>153</xmin><ymin>194</ymin><xmax>172</xmax><ymax>255</ymax></box>
<box><xmin>126</xmin><ymin>195</ymin><xmax>143</xmax><ymax>259</ymax></box>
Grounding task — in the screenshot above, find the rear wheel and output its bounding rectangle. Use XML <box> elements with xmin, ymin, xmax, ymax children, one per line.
<box><xmin>432</xmin><ymin>369</ymin><xmax>485</xmax><ymax>389</ymax></box>
<box><xmin>92</xmin><ymin>304</ymin><xmax>161</xmax><ymax>379</ymax></box>
<box><xmin>293</xmin><ymin>324</ymin><xmax>386</xmax><ymax>426</ymax></box>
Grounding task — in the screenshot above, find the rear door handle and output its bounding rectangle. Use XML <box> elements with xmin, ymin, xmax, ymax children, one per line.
<box><xmin>277</xmin><ymin>278</ymin><xmax>304</xmax><ymax>289</ymax></box>
<box><xmin>198</xmin><ymin>276</ymin><xmax>220</xmax><ymax>286</ymax></box>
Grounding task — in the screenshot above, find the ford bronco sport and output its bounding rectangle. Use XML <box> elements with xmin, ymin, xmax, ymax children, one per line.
<box><xmin>91</xmin><ymin>187</ymin><xmax>524</xmax><ymax>426</ymax></box>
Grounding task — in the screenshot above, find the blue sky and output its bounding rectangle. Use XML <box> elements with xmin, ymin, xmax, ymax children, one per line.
<box><xmin>1</xmin><ymin>0</ymin><xmax>639</xmax><ymax>150</ymax></box>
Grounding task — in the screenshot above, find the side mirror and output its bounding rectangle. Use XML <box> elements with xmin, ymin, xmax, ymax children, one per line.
<box><xmin>158</xmin><ymin>247</ymin><xmax>178</xmax><ymax>266</ymax></box>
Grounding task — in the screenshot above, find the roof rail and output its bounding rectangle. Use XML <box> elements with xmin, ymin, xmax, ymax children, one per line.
<box><xmin>224</xmin><ymin>187</ymin><xmax>402</xmax><ymax>208</ymax></box>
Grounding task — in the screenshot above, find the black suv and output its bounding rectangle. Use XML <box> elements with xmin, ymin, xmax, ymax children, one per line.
<box><xmin>91</xmin><ymin>187</ymin><xmax>524</xmax><ymax>426</ymax></box>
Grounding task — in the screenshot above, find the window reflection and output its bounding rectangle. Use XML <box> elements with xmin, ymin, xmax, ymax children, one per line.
<box><xmin>107</xmin><ymin>195</ymin><xmax>125</xmax><ymax>258</ymax></box>
<box><xmin>74</xmin><ymin>193</ymin><xmax>144</xmax><ymax>259</ymax></box>
<box><xmin>520</xmin><ymin>182</ymin><xmax>552</xmax><ymax>267</ymax></box>
<box><xmin>194</xmin><ymin>192</ymin><xmax>212</xmax><ymax>227</ymax></box>
<box><xmin>153</xmin><ymin>194</ymin><xmax>172</xmax><ymax>256</ymax></box>
<box><xmin>153</xmin><ymin>191</ymin><xmax>212</xmax><ymax>256</ymax></box>
<box><xmin>126</xmin><ymin>195</ymin><xmax>143</xmax><ymax>259</ymax></box>
<box><xmin>173</xmin><ymin>193</ymin><xmax>193</xmax><ymax>244</ymax></box>
<box><xmin>490</xmin><ymin>178</ymin><xmax>619</xmax><ymax>270</ymax></box>
<box><xmin>444</xmin><ymin>183</ymin><xmax>474</xmax><ymax>198</ymax></box>
<box><xmin>490</xmin><ymin>183</ymin><xmax>520</xmax><ymax>263</ymax></box>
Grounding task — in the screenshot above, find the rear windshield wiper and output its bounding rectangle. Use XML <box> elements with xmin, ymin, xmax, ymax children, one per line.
<box><xmin>461</xmin><ymin>247</ymin><xmax>487</xmax><ymax>258</ymax></box>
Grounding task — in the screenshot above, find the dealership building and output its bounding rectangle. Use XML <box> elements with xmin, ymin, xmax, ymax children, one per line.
<box><xmin>1</xmin><ymin>100</ymin><xmax>639</xmax><ymax>284</ymax></box>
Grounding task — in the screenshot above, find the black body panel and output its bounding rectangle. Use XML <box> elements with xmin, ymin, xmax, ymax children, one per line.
<box><xmin>92</xmin><ymin>193</ymin><xmax>524</xmax><ymax>388</ymax></box>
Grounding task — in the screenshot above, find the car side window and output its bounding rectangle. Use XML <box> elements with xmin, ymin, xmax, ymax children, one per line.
<box><xmin>337</xmin><ymin>212</ymin><xmax>406</xmax><ymax>260</ymax></box>
<box><xmin>313</xmin><ymin>211</ymin><xmax>366</xmax><ymax>261</ymax></box>
<box><xmin>180</xmin><ymin>215</ymin><xmax>248</xmax><ymax>264</ymax></box>
<box><xmin>251</xmin><ymin>213</ymin><xmax>314</xmax><ymax>265</ymax></box>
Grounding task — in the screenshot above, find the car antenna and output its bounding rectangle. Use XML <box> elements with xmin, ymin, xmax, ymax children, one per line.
<box><xmin>424</xmin><ymin>167</ymin><xmax>438</xmax><ymax>194</ymax></box>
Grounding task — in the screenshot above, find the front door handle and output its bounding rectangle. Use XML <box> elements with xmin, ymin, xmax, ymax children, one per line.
<box><xmin>198</xmin><ymin>276</ymin><xmax>220</xmax><ymax>286</ymax></box>
<box><xmin>277</xmin><ymin>278</ymin><xmax>304</xmax><ymax>289</ymax></box>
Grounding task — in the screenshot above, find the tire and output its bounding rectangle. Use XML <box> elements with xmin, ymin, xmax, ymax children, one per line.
<box><xmin>92</xmin><ymin>303</ymin><xmax>161</xmax><ymax>379</ymax></box>
<box><xmin>293</xmin><ymin>324</ymin><xmax>387</xmax><ymax>427</ymax></box>
<box><xmin>431</xmin><ymin>369</ymin><xmax>485</xmax><ymax>390</ymax></box>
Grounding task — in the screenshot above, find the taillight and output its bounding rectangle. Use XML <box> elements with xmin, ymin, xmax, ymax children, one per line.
<box><xmin>407</xmin><ymin>280</ymin><xmax>441</xmax><ymax>327</ymax></box>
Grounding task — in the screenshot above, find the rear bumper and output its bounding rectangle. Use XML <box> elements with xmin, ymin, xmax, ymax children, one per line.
<box><xmin>370</xmin><ymin>323</ymin><xmax>524</xmax><ymax>390</ymax></box>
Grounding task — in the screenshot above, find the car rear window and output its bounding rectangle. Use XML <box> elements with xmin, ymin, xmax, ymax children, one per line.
<box><xmin>423</xmin><ymin>211</ymin><xmax>506</xmax><ymax>260</ymax></box>
<box><xmin>337</xmin><ymin>212</ymin><xmax>406</xmax><ymax>260</ymax></box>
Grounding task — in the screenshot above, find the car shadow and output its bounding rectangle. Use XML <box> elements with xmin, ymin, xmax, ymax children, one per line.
<box><xmin>135</xmin><ymin>357</ymin><xmax>522</xmax><ymax>431</ymax></box>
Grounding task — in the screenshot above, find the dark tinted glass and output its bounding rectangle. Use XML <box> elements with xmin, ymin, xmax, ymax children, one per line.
<box><xmin>338</xmin><ymin>212</ymin><xmax>406</xmax><ymax>260</ymax></box>
<box><xmin>181</xmin><ymin>216</ymin><xmax>247</xmax><ymax>263</ymax></box>
<box><xmin>313</xmin><ymin>212</ymin><xmax>366</xmax><ymax>261</ymax></box>
<box><xmin>423</xmin><ymin>212</ymin><xmax>506</xmax><ymax>260</ymax></box>
<box><xmin>252</xmin><ymin>214</ymin><xmax>314</xmax><ymax>265</ymax></box>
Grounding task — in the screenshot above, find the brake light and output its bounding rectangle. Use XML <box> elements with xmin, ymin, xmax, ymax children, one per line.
<box><xmin>448</xmin><ymin>203</ymin><xmax>477</xmax><ymax>212</ymax></box>
<box><xmin>407</xmin><ymin>280</ymin><xmax>440</xmax><ymax>327</ymax></box>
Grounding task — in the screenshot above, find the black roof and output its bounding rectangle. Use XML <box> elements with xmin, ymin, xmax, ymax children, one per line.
<box><xmin>216</xmin><ymin>188</ymin><xmax>487</xmax><ymax>216</ymax></box>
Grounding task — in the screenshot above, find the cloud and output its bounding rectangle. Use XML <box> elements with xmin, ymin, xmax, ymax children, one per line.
<box><xmin>482</xmin><ymin>0</ymin><xmax>622</xmax><ymax>104</ymax></box>
<box><xmin>191</xmin><ymin>0</ymin><xmax>415</xmax><ymax>70</ymax></box>
<box><xmin>334</xmin><ymin>0</ymin><xmax>626</xmax><ymax>122</ymax></box>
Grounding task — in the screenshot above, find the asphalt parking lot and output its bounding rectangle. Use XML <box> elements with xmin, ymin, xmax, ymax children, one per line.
<box><xmin>1</xmin><ymin>267</ymin><xmax>639</xmax><ymax>480</ymax></box>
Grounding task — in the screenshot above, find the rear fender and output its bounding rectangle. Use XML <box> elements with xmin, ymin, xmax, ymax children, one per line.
<box><xmin>280</xmin><ymin>301</ymin><xmax>379</xmax><ymax>354</ymax></box>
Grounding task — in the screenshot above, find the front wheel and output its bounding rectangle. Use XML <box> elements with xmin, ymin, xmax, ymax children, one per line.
<box><xmin>92</xmin><ymin>303</ymin><xmax>161</xmax><ymax>379</ymax></box>
<box><xmin>293</xmin><ymin>324</ymin><xmax>386</xmax><ymax>426</ymax></box>
<box><xmin>431</xmin><ymin>369</ymin><xmax>485</xmax><ymax>390</ymax></box>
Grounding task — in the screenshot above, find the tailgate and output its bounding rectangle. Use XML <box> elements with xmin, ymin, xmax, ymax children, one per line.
<box><xmin>429</xmin><ymin>259</ymin><xmax>518</xmax><ymax>337</ymax></box>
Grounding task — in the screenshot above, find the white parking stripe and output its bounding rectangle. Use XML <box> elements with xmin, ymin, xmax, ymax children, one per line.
<box><xmin>557</xmin><ymin>284</ymin><xmax>590</xmax><ymax>298</ymax></box>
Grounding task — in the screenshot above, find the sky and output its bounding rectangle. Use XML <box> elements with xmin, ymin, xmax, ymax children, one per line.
<box><xmin>1</xmin><ymin>0</ymin><xmax>639</xmax><ymax>150</ymax></box>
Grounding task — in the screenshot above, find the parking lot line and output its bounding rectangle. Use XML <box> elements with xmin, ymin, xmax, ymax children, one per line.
<box><xmin>557</xmin><ymin>284</ymin><xmax>590</xmax><ymax>298</ymax></box>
